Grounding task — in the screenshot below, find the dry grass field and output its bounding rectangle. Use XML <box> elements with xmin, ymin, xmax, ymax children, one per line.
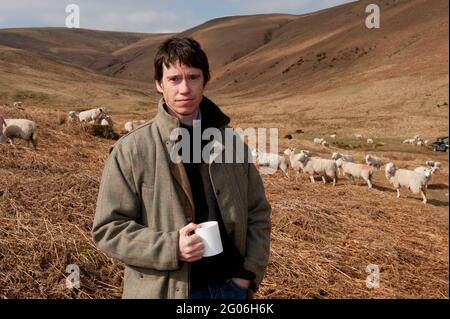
<box><xmin>0</xmin><ymin>0</ymin><xmax>448</xmax><ymax>298</ymax></box>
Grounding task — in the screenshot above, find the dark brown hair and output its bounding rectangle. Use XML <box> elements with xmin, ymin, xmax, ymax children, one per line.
<box><xmin>154</xmin><ymin>37</ymin><xmax>210</xmax><ymax>85</ymax></box>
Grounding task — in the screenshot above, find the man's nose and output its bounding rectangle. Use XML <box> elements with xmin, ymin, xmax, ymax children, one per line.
<box><xmin>179</xmin><ymin>79</ymin><xmax>191</xmax><ymax>93</ymax></box>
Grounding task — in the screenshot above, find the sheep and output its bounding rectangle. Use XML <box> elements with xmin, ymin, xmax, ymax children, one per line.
<box><xmin>366</xmin><ymin>138</ymin><xmax>374</xmax><ymax>144</ymax></box>
<box><xmin>283</xmin><ymin>148</ymin><xmax>309</xmax><ymax>180</ymax></box>
<box><xmin>13</xmin><ymin>101</ymin><xmax>23</xmax><ymax>107</ymax></box>
<box><xmin>320</xmin><ymin>140</ymin><xmax>329</xmax><ymax>147</ymax></box>
<box><xmin>385</xmin><ymin>162</ymin><xmax>428</xmax><ymax>204</ymax></box>
<box><xmin>331</xmin><ymin>152</ymin><xmax>354</xmax><ymax>162</ymax></box>
<box><xmin>100</xmin><ymin>114</ymin><xmax>113</xmax><ymax>127</ymax></box>
<box><xmin>313</xmin><ymin>137</ymin><xmax>324</xmax><ymax>145</ymax></box>
<box><xmin>330</xmin><ymin>133</ymin><xmax>337</xmax><ymax>140</ymax></box>
<box><xmin>0</xmin><ymin>116</ymin><xmax>6</xmax><ymax>144</ymax></box>
<box><xmin>331</xmin><ymin>152</ymin><xmax>354</xmax><ymax>176</ymax></box>
<box><xmin>336</xmin><ymin>158</ymin><xmax>373</xmax><ymax>188</ymax></box>
<box><xmin>417</xmin><ymin>140</ymin><xmax>424</xmax><ymax>147</ymax></box>
<box><xmin>124</xmin><ymin>121</ymin><xmax>134</xmax><ymax>133</ymax></box>
<box><xmin>425</xmin><ymin>160</ymin><xmax>435</xmax><ymax>167</ymax></box>
<box><xmin>67</xmin><ymin>111</ymin><xmax>79</xmax><ymax>123</ymax></box>
<box><xmin>402</xmin><ymin>138</ymin><xmax>415</xmax><ymax>144</ymax></box>
<box><xmin>354</xmin><ymin>133</ymin><xmax>363</xmax><ymax>139</ymax></box>
<box><xmin>3</xmin><ymin>119</ymin><xmax>37</xmax><ymax>149</ymax></box>
<box><xmin>296</xmin><ymin>152</ymin><xmax>337</xmax><ymax>186</ymax></box>
<box><xmin>78</xmin><ymin>107</ymin><xmax>107</xmax><ymax>124</ymax></box>
<box><xmin>253</xmin><ymin>149</ymin><xmax>289</xmax><ymax>177</ymax></box>
<box><xmin>414</xmin><ymin>166</ymin><xmax>437</xmax><ymax>189</ymax></box>
<box><xmin>365</xmin><ymin>154</ymin><xmax>382</xmax><ymax>169</ymax></box>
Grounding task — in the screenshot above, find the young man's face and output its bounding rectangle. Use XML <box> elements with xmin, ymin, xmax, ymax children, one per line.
<box><xmin>156</xmin><ymin>62</ymin><xmax>206</xmax><ymax>120</ymax></box>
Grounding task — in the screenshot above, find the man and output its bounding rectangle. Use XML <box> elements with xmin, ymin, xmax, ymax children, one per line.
<box><xmin>92</xmin><ymin>37</ymin><xmax>271</xmax><ymax>299</ymax></box>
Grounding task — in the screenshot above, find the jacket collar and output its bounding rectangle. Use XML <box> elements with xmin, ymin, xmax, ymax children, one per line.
<box><xmin>155</xmin><ymin>95</ymin><xmax>230</xmax><ymax>142</ymax></box>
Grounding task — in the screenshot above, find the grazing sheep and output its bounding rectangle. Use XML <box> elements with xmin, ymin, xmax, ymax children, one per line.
<box><xmin>13</xmin><ymin>101</ymin><xmax>23</xmax><ymax>107</ymax></box>
<box><xmin>366</xmin><ymin>138</ymin><xmax>374</xmax><ymax>144</ymax></box>
<box><xmin>68</xmin><ymin>111</ymin><xmax>79</xmax><ymax>122</ymax></box>
<box><xmin>0</xmin><ymin>116</ymin><xmax>6</xmax><ymax>143</ymax></box>
<box><xmin>402</xmin><ymin>138</ymin><xmax>415</xmax><ymax>144</ymax></box>
<box><xmin>414</xmin><ymin>166</ymin><xmax>437</xmax><ymax>189</ymax></box>
<box><xmin>253</xmin><ymin>149</ymin><xmax>289</xmax><ymax>177</ymax></box>
<box><xmin>78</xmin><ymin>107</ymin><xmax>107</xmax><ymax>124</ymax></box>
<box><xmin>100</xmin><ymin>114</ymin><xmax>113</xmax><ymax>127</ymax></box>
<box><xmin>284</xmin><ymin>148</ymin><xmax>308</xmax><ymax>180</ymax></box>
<box><xmin>354</xmin><ymin>133</ymin><xmax>363</xmax><ymax>139</ymax></box>
<box><xmin>330</xmin><ymin>133</ymin><xmax>337</xmax><ymax>140</ymax></box>
<box><xmin>365</xmin><ymin>154</ymin><xmax>382</xmax><ymax>169</ymax></box>
<box><xmin>331</xmin><ymin>152</ymin><xmax>354</xmax><ymax>176</ymax></box>
<box><xmin>252</xmin><ymin>149</ymin><xmax>288</xmax><ymax>176</ymax></box>
<box><xmin>417</xmin><ymin>140</ymin><xmax>424</xmax><ymax>147</ymax></box>
<box><xmin>124</xmin><ymin>121</ymin><xmax>134</xmax><ymax>133</ymax></box>
<box><xmin>336</xmin><ymin>158</ymin><xmax>373</xmax><ymax>188</ymax></box>
<box><xmin>3</xmin><ymin>119</ymin><xmax>37</xmax><ymax>149</ymax></box>
<box><xmin>297</xmin><ymin>153</ymin><xmax>337</xmax><ymax>186</ymax></box>
<box><xmin>320</xmin><ymin>140</ymin><xmax>329</xmax><ymax>147</ymax></box>
<box><xmin>313</xmin><ymin>137</ymin><xmax>324</xmax><ymax>145</ymax></box>
<box><xmin>385</xmin><ymin>162</ymin><xmax>428</xmax><ymax>204</ymax></box>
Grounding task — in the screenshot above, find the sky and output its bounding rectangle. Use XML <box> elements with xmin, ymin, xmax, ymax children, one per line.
<box><xmin>0</xmin><ymin>0</ymin><xmax>355</xmax><ymax>33</ymax></box>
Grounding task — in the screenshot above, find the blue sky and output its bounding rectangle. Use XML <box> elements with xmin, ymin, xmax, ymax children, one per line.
<box><xmin>0</xmin><ymin>0</ymin><xmax>355</xmax><ymax>33</ymax></box>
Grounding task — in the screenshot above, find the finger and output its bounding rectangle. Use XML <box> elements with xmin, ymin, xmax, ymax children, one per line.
<box><xmin>180</xmin><ymin>222</ymin><xmax>199</xmax><ymax>236</ymax></box>
<box><xmin>184</xmin><ymin>242</ymin><xmax>204</xmax><ymax>255</ymax></box>
<box><xmin>185</xmin><ymin>234</ymin><xmax>204</xmax><ymax>245</ymax></box>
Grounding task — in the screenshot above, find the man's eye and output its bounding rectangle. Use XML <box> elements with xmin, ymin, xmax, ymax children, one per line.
<box><xmin>169</xmin><ymin>77</ymin><xmax>179</xmax><ymax>82</ymax></box>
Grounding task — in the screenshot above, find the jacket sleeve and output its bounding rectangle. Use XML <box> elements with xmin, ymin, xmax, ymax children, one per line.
<box><xmin>243</xmin><ymin>162</ymin><xmax>272</xmax><ymax>288</ymax></box>
<box><xmin>92</xmin><ymin>143</ymin><xmax>180</xmax><ymax>271</ymax></box>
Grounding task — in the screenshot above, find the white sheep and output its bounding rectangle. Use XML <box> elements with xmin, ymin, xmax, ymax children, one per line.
<box><xmin>385</xmin><ymin>162</ymin><xmax>428</xmax><ymax>204</ymax></box>
<box><xmin>284</xmin><ymin>148</ymin><xmax>309</xmax><ymax>180</ymax></box>
<box><xmin>3</xmin><ymin>119</ymin><xmax>37</xmax><ymax>149</ymax></box>
<box><xmin>354</xmin><ymin>133</ymin><xmax>363</xmax><ymax>139</ymax></box>
<box><xmin>13</xmin><ymin>101</ymin><xmax>23</xmax><ymax>107</ymax></box>
<box><xmin>331</xmin><ymin>152</ymin><xmax>354</xmax><ymax>176</ymax></box>
<box><xmin>100</xmin><ymin>114</ymin><xmax>113</xmax><ymax>127</ymax></box>
<box><xmin>253</xmin><ymin>149</ymin><xmax>289</xmax><ymax>177</ymax></box>
<box><xmin>297</xmin><ymin>153</ymin><xmax>337</xmax><ymax>186</ymax></box>
<box><xmin>402</xmin><ymin>138</ymin><xmax>415</xmax><ymax>144</ymax></box>
<box><xmin>313</xmin><ymin>137</ymin><xmax>325</xmax><ymax>145</ymax></box>
<box><xmin>365</xmin><ymin>154</ymin><xmax>382</xmax><ymax>169</ymax></box>
<box><xmin>414</xmin><ymin>166</ymin><xmax>437</xmax><ymax>189</ymax></box>
<box><xmin>416</xmin><ymin>140</ymin><xmax>424</xmax><ymax>147</ymax></box>
<box><xmin>124</xmin><ymin>121</ymin><xmax>134</xmax><ymax>133</ymax></box>
<box><xmin>330</xmin><ymin>133</ymin><xmax>337</xmax><ymax>140</ymax></box>
<box><xmin>320</xmin><ymin>140</ymin><xmax>329</xmax><ymax>147</ymax></box>
<box><xmin>336</xmin><ymin>158</ymin><xmax>373</xmax><ymax>188</ymax></box>
<box><xmin>78</xmin><ymin>107</ymin><xmax>107</xmax><ymax>124</ymax></box>
<box><xmin>67</xmin><ymin>111</ymin><xmax>79</xmax><ymax>123</ymax></box>
<box><xmin>366</xmin><ymin>138</ymin><xmax>374</xmax><ymax>144</ymax></box>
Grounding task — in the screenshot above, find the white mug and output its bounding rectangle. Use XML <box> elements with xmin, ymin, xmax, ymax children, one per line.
<box><xmin>195</xmin><ymin>221</ymin><xmax>223</xmax><ymax>257</ymax></box>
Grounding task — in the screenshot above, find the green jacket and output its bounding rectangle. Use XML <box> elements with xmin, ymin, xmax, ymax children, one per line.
<box><xmin>92</xmin><ymin>97</ymin><xmax>271</xmax><ymax>299</ymax></box>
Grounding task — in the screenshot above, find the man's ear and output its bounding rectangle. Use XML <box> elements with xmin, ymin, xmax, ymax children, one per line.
<box><xmin>155</xmin><ymin>80</ymin><xmax>164</xmax><ymax>94</ymax></box>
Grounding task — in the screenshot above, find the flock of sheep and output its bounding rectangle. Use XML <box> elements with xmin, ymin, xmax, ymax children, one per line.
<box><xmin>0</xmin><ymin>104</ymin><xmax>145</xmax><ymax>148</ymax></box>
<box><xmin>0</xmin><ymin>103</ymin><xmax>444</xmax><ymax>204</ymax></box>
<box><xmin>313</xmin><ymin>132</ymin><xmax>376</xmax><ymax>147</ymax></box>
<box><xmin>252</xmin><ymin>147</ymin><xmax>442</xmax><ymax>204</ymax></box>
